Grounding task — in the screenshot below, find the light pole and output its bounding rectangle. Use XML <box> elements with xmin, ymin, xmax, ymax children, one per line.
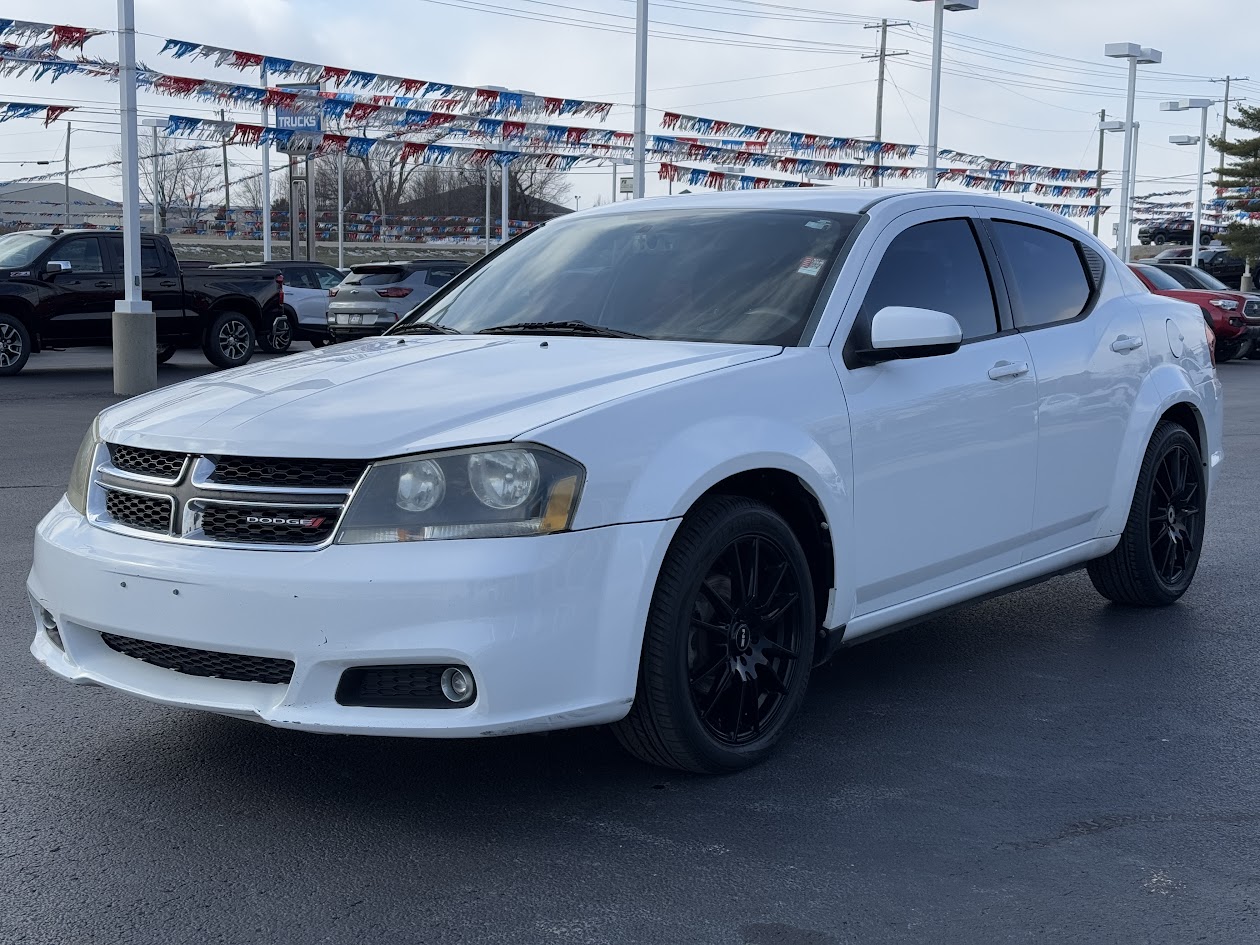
<box><xmin>1105</xmin><ymin>43</ymin><xmax>1162</xmax><ymax>261</ymax></box>
<box><xmin>1162</xmin><ymin>98</ymin><xmax>1215</xmax><ymax>257</ymax></box>
<box><xmin>910</xmin><ymin>0</ymin><xmax>979</xmax><ymax>189</ymax></box>
<box><xmin>632</xmin><ymin>0</ymin><xmax>648</xmax><ymax>198</ymax></box>
<box><xmin>1096</xmin><ymin>119</ymin><xmax>1126</xmax><ymax>237</ymax></box>
<box><xmin>113</xmin><ymin>0</ymin><xmax>155</xmax><ymax>396</ymax></box>
<box><xmin>140</xmin><ymin>117</ymin><xmax>164</xmax><ymax>233</ymax></box>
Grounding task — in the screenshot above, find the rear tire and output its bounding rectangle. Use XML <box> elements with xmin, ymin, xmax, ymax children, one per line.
<box><xmin>257</xmin><ymin>310</ymin><xmax>292</xmax><ymax>353</ymax></box>
<box><xmin>1154</xmin><ymin>234</ymin><xmax>1167</xmax><ymax>245</ymax></box>
<box><xmin>202</xmin><ymin>311</ymin><xmax>256</xmax><ymax>369</ymax></box>
<box><xmin>1087</xmin><ymin>422</ymin><xmax>1205</xmax><ymax>607</ymax></box>
<box><xmin>0</xmin><ymin>313</ymin><xmax>31</xmax><ymax>376</ymax></box>
<box><xmin>613</xmin><ymin>495</ymin><xmax>816</xmax><ymax>774</ymax></box>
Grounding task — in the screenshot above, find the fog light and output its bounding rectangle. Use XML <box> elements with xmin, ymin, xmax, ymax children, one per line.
<box><xmin>38</xmin><ymin>606</ymin><xmax>63</xmax><ymax>650</ymax></box>
<box><xmin>440</xmin><ymin>667</ymin><xmax>475</xmax><ymax>704</ymax></box>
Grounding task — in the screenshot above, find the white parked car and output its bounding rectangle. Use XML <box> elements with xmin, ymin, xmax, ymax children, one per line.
<box><xmin>28</xmin><ymin>190</ymin><xmax>1223</xmax><ymax>773</ymax></box>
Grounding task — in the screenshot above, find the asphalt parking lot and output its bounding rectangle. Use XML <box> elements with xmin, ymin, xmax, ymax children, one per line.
<box><xmin>2</xmin><ymin>348</ymin><xmax>1258</xmax><ymax>945</ymax></box>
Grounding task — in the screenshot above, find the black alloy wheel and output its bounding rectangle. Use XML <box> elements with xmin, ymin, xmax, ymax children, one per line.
<box><xmin>1088</xmin><ymin>422</ymin><xmax>1205</xmax><ymax>606</ymax></box>
<box><xmin>614</xmin><ymin>495</ymin><xmax>816</xmax><ymax>773</ymax></box>
<box><xmin>0</xmin><ymin>314</ymin><xmax>30</xmax><ymax>376</ymax></box>
<box><xmin>1147</xmin><ymin>442</ymin><xmax>1203</xmax><ymax>587</ymax></box>
<box><xmin>202</xmin><ymin>311</ymin><xmax>256</xmax><ymax>369</ymax></box>
<box><xmin>688</xmin><ymin>534</ymin><xmax>807</xmax><ymax>747</ymax></box>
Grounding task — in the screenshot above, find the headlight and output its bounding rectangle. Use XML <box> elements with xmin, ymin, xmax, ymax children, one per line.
<box><xmin>337</xmin><ymin>445</ymin><xmax>584</xmax><ymax>543</ymax></box>
<box><xmin>1210</xmin><ymin>298</ymin><xmax>1239</xmax><ymax>310</ymax></box>
<box><xmin>66</xmin><ymin>417</ymin><xmax>100</xmax><ymax>515</ymax></box>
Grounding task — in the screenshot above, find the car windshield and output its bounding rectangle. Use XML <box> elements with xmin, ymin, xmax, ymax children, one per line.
<box><xmin>398</xmin><ymin>207</ymin><xmax>860</xmax><ymax>345</ymax></box>
<box><xmin>0</xmin><ymin>232</ymin><xmax>53</xmax><ymax>268</ymax></box>
<box><xmin>1137</xmin><ymin>266</ymin><xmax>1185</xmax><ymax>291</ymax></box>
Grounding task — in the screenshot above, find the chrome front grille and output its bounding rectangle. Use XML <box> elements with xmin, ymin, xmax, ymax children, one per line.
<box><xmin>89</xmin><ymin>444</ymin><xmax>366</xmax><ymax>550</ymax></box>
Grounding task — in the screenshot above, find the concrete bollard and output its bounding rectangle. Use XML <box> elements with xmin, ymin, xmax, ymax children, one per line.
<box><xmin>112</xmin><ymin>301</ymin><xmax>157</xmax><ymax>396</ymax></box>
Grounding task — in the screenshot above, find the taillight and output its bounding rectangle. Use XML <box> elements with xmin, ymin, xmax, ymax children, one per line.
<box><xmin>275</xmin><ymin>274</ymin><xmax>284</xmax><ymax>305</ymax></box>
<box><xmin>1205</xmin><ymin>321</ymin><xmax>1216</xmax><ymax>365</ymax></box>
<box><xmin>376</xmin><ymin>287</ymin><xmax>413</xmax><ymax>299</ymax></box>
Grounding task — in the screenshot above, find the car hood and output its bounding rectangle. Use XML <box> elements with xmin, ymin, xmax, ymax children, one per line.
<box><xmin>100</xmin><ymin>336</ymin><xmax>780</xmax><ymax>457</ymax></box>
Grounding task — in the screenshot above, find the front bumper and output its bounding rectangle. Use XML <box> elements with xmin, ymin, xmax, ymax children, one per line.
<box><xmin>28</xmin><ymin>498</ymin><xmax>677</xmax><ymax>737</ymax></box>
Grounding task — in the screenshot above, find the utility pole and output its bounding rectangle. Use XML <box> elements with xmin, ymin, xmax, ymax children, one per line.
<box><xmin>863</xmin><ymin>19</ymin><xmax>909</xmax><ymax>188</ymax></box>
<box><xmin>220</xmin><ymin>108</ymin><xmax>230</xmax><ymax>218</ymax></box>
<box><xmin>63</xmin><ymin>123</ymin><xmax>71</xmax><ymax>227</ymax></box>
<box><xmin>1093</xmin><ymin>108</ymin><xmax>1106</xmax><ymax>236</ymax></box>
<box><xmin>261</xmin><ymin>63</ymin><xmax>271</xmax><ymax>261</ymax></box>
<box><xmin>1212</xmin><ymin>76</ymin><xmax>1248</xmax><ymax>189</ymax></box>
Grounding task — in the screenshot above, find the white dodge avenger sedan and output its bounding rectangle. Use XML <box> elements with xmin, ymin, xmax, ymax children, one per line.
<box><xmin>29</xmin><ymin>190</ymin><xmax>1222</xmax><ymax>773</ymax></box>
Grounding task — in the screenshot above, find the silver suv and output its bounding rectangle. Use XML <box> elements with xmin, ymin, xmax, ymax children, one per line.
<box><xmin>327</xmin><ymin>260</ymin><xmax>467</xmax><ymax>341</ymax></box>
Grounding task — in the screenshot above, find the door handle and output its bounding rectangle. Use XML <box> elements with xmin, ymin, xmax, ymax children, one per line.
<box><xmin>1111</xmin><ymin>334</ymin><xmax>1144</xmax><ymax>353</ymax></box>
<box><xmin>94</xmin><ymin>281</ymin><xmax>113</xmax><ymax>288</ymax></box>
<box><xmin>158</xmin><ymin>281</ymin><xmax>177</xmax><ymax>288</ymax></box>
<box><xmin>988</xmin><ymin>360</ymin><xmax>1030</xmax><ymax>380</ymax></box>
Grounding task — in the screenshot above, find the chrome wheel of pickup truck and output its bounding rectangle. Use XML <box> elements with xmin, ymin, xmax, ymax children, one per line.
<box><xmin>258</xmin><ymin>311</ymin><xmax>292</xmax><ymax>353</ymax></box>
<box><xmin>202</xmin><ymin>311</ymin><xmax>256</xmax><ymax>369</ymax></box>
<box><xmin>0</xmin><ymin>314</ymin><xmax>31</xmax><ymax>376</ymax></box>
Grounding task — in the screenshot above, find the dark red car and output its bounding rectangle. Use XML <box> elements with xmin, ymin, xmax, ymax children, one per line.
<box><xmin>1129</xmin><ymin>263</ymin><xmax>1259</xmax><ymax>362</ymax></box>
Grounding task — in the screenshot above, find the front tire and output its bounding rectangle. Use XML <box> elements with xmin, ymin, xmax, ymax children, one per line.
<box><xmin>1088</xmin><ymin>422</ymin><xmax>1205</xmax><ymax>607</ymax></box>
<box><xmin>257</xmin><ymin>310</ymin><xmax>292</xmax><ymax>353</ymax></box>
<box><xmin>202</xmin><ymin>311</ymin><xmax>256</xmax><ymax>369</ymax></box>
<box><xmin>1153</xmin><ymin>234</ymin><xmax>1167</xmax><ymax>245</ymax></box>
<box><xmin>156</xmin><ymin>342</ymin><xmax>177</xmax><ymax>364</ymax></box>
<box><xmin>613</xmin><ymin>495</ymin><xmax>816</xmax><ymax>773</ymax></box>
<box><xmin>1217</xmin><ymin>339</ymin><xmax>1243</xmax><ymax>363</ymax></box>
<box><xmin>0</xmin><ymin>313</ymin><xmax>31</xmax><ymax>376</ymax></box>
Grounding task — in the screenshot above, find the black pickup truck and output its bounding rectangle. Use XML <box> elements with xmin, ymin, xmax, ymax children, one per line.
<box><xmin>0</xmin><ymin>229</ymin><xmax>285</xmax><ymax>376</ymax></box>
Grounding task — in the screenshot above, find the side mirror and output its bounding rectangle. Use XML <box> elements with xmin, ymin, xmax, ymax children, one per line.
<box><xmin>862</xmin><ymin>306</ymin><xmax>963</xmax><ymax>363</ymax></box>
<box><xmin>44</xmin><ymin>260</ymin><xmax>71</xmax><ymax>276</ymax></box>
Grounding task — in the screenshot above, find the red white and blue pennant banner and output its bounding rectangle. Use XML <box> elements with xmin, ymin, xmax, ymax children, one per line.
<box><xmin>159</xmin><ymin>38</ymin><xmax>614</xmax><ymax>120</ymax></box>
<box><xmin>0</xmin><ymin>100</ymin><xmax>73</xmax><ymax>126</ymax></box>
<box><xmin>0</xmin><ymin>20</ymin><xmax>103</xmax><ymax>52</ymax></box>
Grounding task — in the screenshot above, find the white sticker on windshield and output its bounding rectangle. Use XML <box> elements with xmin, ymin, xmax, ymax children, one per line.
<box><xmin>805</xmin><ymin>219</ymin><xmax>831</xmax><ymax>230</ymax></box>
<box><xmin>797</xmin><ymin>256</ymin><xmax>826</xmax><ymax>277</ymax></box>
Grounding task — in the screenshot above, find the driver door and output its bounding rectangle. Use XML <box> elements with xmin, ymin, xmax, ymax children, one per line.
<box><xmin>42</xmin><ymin>235</ymin><xmax>119</xmax><ymax>343</ymax></box>
<box><xmin>831</xmin><ymin>210</ymin><xmax>1039</xmax><ymax>618</ymax></box>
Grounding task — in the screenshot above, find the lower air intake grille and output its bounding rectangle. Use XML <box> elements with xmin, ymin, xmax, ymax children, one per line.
<box><xmin>108</xmin><ymin>444</ymin><xmax>187</xmax><ymax>480</ymax></box>
<box><xmin>336</xmin><ymin>665</ymin><xmax>457</xmax><ymax>708</ymax></box>
<box><xmin>199</xmin><ymin>504</ymin><xmax>339</xmax><ymax>545</ymax></box>
<box><xmin>207</xmin><ymin>456</ymin><xmax>368</xmax><ymax>489</ymax></box>
<box><xmin>101</xmin><ymin>633</ymin><xmax>294</xmax><ymax>685</ymax></box>
<box><xmin>104</xmin><ymin>488</ymin><xmax>172</xmax><ymax>533</ymax></box>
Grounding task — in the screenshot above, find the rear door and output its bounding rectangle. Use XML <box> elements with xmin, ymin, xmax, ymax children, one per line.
<box><xmin>982</xmin><ymin>211</ymin><xmax>1149</xmax><ymax>559</ymax></box>
<box><xmin>41</xmin><ymin>235</ymin><xmax>117</xmax><ymax>343</ymax></box>
<box><xmin>103</xmin><ymin>235</ymin><xmax>187</xmax><ymax>338</ymax></box>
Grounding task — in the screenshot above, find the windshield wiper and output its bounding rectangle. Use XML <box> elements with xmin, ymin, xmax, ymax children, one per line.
<box><xmin>391</xmin><ymin>322</ymin><xmax>460</xmax><ymax>336</ymax></box>
<box><xmin>476</xmin><ymin>320</ymin><xmax>645</xmax><ymax>339</ymax></box>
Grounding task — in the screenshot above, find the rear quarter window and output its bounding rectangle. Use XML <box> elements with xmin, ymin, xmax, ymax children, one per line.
<box><xmin>991</xmin><ymin>221</ymin><xmax>1094</xmax><ymax>329</ymax></box>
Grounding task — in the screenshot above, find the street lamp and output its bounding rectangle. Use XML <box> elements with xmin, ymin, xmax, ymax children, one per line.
<box><xmin>141</xmin><ymin>117</ymin><xmax>164</xmax><ymax>234</ymax></box>
<box><xmin>1095</xmin><ymin>119</ymin><xmax>1126</xmax><ymax>237</ymax></box>
<box><xmin>1162</xmin><ymin>98</ymin><xmax>1215</xmax><ymax>259</ymax></box>
<box><xmin>1105</xmin><ymin>43</ymin><xmax>1162</xmax><ymax>261</ymax></box>
<box><xmin>910</xmin><ymin>0</ymin><xmax>980</xmax><ymax>189</ymax></box>
<box><xmin>114</xmin><ymin>0</ymin><xmax>154</xmax><ymax>396</ymax></box>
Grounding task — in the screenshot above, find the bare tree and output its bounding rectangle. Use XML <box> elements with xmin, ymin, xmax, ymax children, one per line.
<box><xmin>121</xmin><ymin>138</ymin><xmax>221</xmax><ymax>232</ymax></box>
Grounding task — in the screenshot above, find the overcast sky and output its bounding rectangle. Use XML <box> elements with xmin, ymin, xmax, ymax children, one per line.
<box><xmin>0</xmin><ymin>0</ymin><xmax>1251</xmax><ymax>224</ymax></box>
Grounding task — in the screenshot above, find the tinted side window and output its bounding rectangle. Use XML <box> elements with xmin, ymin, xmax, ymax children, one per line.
<box><xmin>314</xmin><ymin>268</ymin><xmax>344</xmax><ymax>290</ymax></box>
<box><xmin>861</xmin><ymin>218</ymin><xmax>998</xmax><ymax>341</ymax></box>
<box><xmin>283</xmin><ymin>267</ymin><xmax>317</xmax><ymax>289</ymax></box>
<box><xmin>58</xmin><ymin>237</ymin><xmax>103</xmax><ymax>274</ymax></box>
<box><xmin>991</xmin><ymin>222</ymin><xmax>1091</xmax><ymax>329</ymax></box>
<box><xmin>140</xmin><ymin>240</ymin><xmax>162</xmax><ymax>274</ymax></box>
